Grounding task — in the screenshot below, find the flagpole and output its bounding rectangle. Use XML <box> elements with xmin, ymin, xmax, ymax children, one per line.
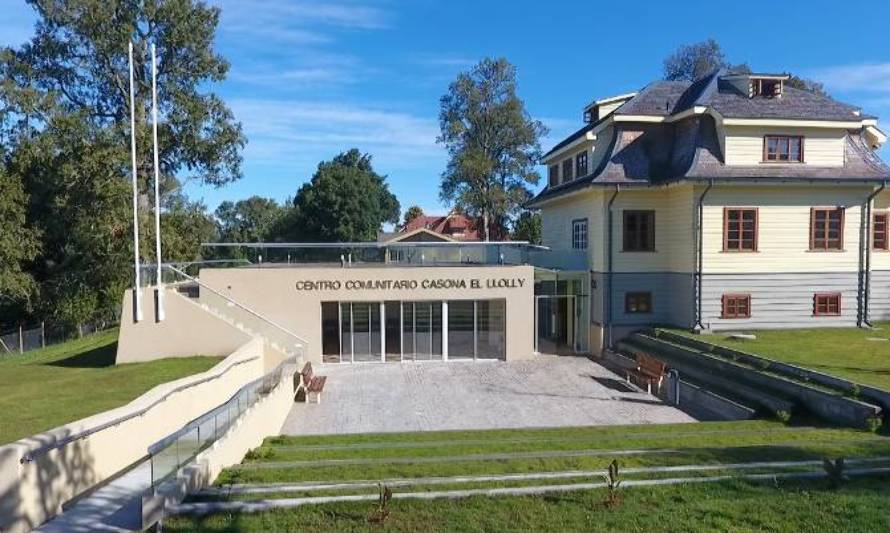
<box><xmin>151</xmin><ymin>43</ymin><xmax>165</xmax><ymax>321</ymax></box>
<box><xmin>128</xmin><ymin>41</ymin><xmax>143</xmax><ymax>322</ymax></box>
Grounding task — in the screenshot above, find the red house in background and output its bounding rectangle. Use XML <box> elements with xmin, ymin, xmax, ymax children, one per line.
<box><xmin>378</xmin><ymin>212</ymin><xmax>482</xmax><ymax>243</ymax></box>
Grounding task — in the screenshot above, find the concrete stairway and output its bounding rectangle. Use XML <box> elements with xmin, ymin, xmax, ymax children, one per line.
<box><xmin>616</xmin><ymin>330</ymin><xmax>883</xmax><ymax>430</ymax></box>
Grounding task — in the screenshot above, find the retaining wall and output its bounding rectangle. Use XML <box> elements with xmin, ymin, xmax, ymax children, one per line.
<box><xmin>0</xmin><ymin>338</ymin><xmax>267</xmax><ymax>533</ymax></box>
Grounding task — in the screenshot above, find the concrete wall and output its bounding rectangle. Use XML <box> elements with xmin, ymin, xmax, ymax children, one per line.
<box><xmin>0</xmin><ymin>338</ymin><xmax>267</xmax><ymax>533</ymax></box>
<box><xmin>117</xmin><ymin>287</ymin><xmax>252</xmax><ymax>363</ymax></box>
<box><xmin>199</xmin><ymin>265</ymin><xmax>536</xmax><ymax>363</ymax></box>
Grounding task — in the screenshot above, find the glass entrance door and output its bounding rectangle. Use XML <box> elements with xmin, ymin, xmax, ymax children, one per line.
<box><xmin>339</xmin><ymin>302</ymin><xmax>381</xmax><ymax>362</ymax></box>
<box><xmin>536</xmin><ymin>296</ymin><xmax>576</xmax><ymax>355</ymax></box>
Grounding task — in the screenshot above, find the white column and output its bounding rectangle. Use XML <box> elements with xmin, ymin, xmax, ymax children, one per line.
<box><xmin>150</xmin><ymin>43</ymin><xmax>164</xmax><ymax>322</ymax></box>
<box><xmin>128</xmin><ymin>41</ymin><xmax>142</xmax><ymax>322</ymax></box>
<box><xmin>441</xmin><ymin>301</ymin><xmax>448</xmax><ymax>361</ymax></box>
<box><xmin>379</xmin><ymin>301</ymin><xmax>386</xmax><ymax>362</ymax></box>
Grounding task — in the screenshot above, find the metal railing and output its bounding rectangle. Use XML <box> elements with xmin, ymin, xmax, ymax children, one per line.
<box><xmin>147</xmin><ymin>356</ymin><xmax>295</xmax><ymax>487</ymax></box>
<box><xmin>200</xmin><ymin>241</ymin><xmax>554</xmax><ymax>267</ymax></box>
<box><xmin>0</xmin><ymin>320</ymin><xmax>115</xmax><ymax>356</ymax></box>
<box><xmin>164</xmin><ymin>265</ymin><xmax>308</xmax><ymax>359</ymax></box>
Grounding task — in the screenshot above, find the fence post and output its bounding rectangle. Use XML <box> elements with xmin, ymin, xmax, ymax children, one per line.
<box><xmin>41</xmin><ymin>322</ymin><xmax>46</xmax><ymax>348</ymax></box>
<box><xmin>19</xmin><ymin>325</ymin><xmax>24</xmax><ymax>354</ymax></box>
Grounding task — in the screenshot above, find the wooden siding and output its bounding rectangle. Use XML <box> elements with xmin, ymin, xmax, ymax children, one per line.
<box><xmin>701</xmin><ymin>272</ymin><xmax>858</xmax><ymax>330</ymax></box>
<box><xmin>724</xmin><ymin>126</ymin><xmax>846</xmax><ymax>167</ymax></box>
<box><xmin>701</xmin><ymin>186</ymin><xmax>869</xmax><ymax>274</ymax></box>
<box><xmin>540</xmin><ymin>191</ymin><xmax>601</xmax><ymax>268</ymax></box>
<box><xmin>611</xmin><ymin>185</ymin><xmax>695</xmax><ymax>273</ymax></box>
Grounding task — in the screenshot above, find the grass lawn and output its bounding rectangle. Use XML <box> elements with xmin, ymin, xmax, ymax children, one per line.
<box><xmin>0</xmin><ymin>328</ymin><xmax>221</xmax><ymax>444</ymax></box>
<box><xmin>165</xmin><ymin>477</ymin><xmax>890</xmax><ymax>532</ymax></box>
<box><xmin>165</xmin><ymin>421</ymin><xmax>890</xmax><ymax>532</ymax></box>
<box><xmin>668</xmin><ymin>323</ymin><xmax>890</xmax><ymax>391</ymax></box>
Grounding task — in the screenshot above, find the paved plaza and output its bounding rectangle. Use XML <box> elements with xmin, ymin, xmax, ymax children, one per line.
<box><xmin>281</xmin><ymin>354</ymin><xmax>696</xmax><ymax>435</ymax></box>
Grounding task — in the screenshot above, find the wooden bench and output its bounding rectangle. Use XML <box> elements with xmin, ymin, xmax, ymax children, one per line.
<box><xmin>626</xmin><ymin>353</ymin><xmax>667</xmax><ymax>394</ymax></box>
<box><xmin>294</xmin><ymin>362</ymin><xmax>327</xmax><ymax>404</ymax></box>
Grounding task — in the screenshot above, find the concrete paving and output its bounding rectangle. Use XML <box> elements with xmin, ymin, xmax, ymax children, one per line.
<box><xmin>33</xmin><ymin>460</ymin><xmax>150</xmax><ymax>533</ymax></box>
<box><xmin>281</xmin><ymin>354</ymin><xmax>696</xmax><ymax>436</ymax></box>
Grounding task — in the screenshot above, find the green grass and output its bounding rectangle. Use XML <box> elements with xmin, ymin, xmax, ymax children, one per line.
<box><xmin>217</xmin><ymin>421</ymin><xmax>890</xmax><ymax>486</ymax></box>
<box><xmin>166</xmin><ymin>421</ymin><xmax>890</xmax><ymax>530</ymax></box>
<box><xmin>667</xmin><ymin>323</ymin><xmax>890</xmax><ymax>391</ymax></box>
<box><xmin>0</xmin><ymin>328</ymin><xmax>221</xmax><ymax>444</ymax></box>
<box><xmin>166</xmin><ymin>476</ymin><xmax>890</xmax><ymax>532</ymax></box>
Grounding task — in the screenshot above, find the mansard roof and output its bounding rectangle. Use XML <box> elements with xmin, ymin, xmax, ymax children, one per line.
<box><xmin>530</xmin><ymin>71</ymin><xmax>890</xmax><ymax>206</ymax></box>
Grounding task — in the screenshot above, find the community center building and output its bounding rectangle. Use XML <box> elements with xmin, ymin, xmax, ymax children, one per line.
<box><xmin>118</xmin><ymin>69</ymin><xmax>890</xmax><ymax>364</ymax></box>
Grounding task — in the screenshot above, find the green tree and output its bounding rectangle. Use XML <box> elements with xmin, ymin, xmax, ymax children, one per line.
<box><xmin>0</xmin><ymin>161</ymin><xmax>40</xmax><ymax>323</ymax></box>
<box><xmin>511</xmin><ymin>211</ymin><xmax>541</xmax><ymax>245</ymax></box>
<box><xmin>2</xmin><ymin>0</ymin><xmax>245</xmax><ymax>188</ymax></box>
<box><xmin>0</xmin><ymin>0</ymin><xmax>243</xmax><ymax>326</ymax></box>
<box><xmin>401</xmin><ymin>205</ymin><xmax>424</xmax><ymax>228</ymax></box>
<box><xmin>279</xmin><ymin>149</ymin><xmax>399</xmax><ymax>242</ymax></box>
<box><xmin>216</xmin><ymin>196</ymin><xmax>286</xmax><ymax>244</ymax></box>
<box><xmin>438</xmin><ymin>58</ymin><xmax>547</xmax><ymax>241</ymax></box>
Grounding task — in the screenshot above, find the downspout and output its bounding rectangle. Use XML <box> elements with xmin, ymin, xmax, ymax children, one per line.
<box><xmin>605</xmin><ymin>185</ymin><xmax>620</xmax><ymax>348</ymax></box>
<box><xmin>693</xmin><ymin>179</ymin><xmax>714</xmax><ymax>331</ymax></box>
<box><xmin>862</xmin><ymin>181</ymin><xmax>886</xmax><ymax>327</ymax></box>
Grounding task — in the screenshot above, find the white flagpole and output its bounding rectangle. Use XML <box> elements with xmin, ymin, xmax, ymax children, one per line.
<box><xmin>128</xmin><ymin>41</ymin><xmax>143</xmax><ymax>322</ymax></box>
<box><xmin>151</xmin><ymin>43</ymin><xmax>165</xmax><ymax>321</ymax></box>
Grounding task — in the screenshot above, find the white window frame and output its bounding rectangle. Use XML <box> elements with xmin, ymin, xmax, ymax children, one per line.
<box><xmin>572</xmin><ymin>219</ymin><xmax>588</xmax><ymax>250</ymax></box>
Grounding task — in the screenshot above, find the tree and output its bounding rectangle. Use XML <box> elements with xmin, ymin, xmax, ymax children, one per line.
<box><xmin>663</xmin><ymin>38</ymin><xmax>726</xmax><ymax>81</ymax></box>
<box><xmin>511</xmin><ymin>211</ymin><xmax>541</xmax><ymax>245</ymax></box>
<box><xmin>216</xmin><ymin>196</ymin><xmax>286</xmax><ymax>244</ymax></box>
<box><xmin>0</xmin><ymin>161</ymin><xmax>40</xmax><ymax>323</ymax></box>
<box><xmin>2</xmin><ymin>0</ymin><xmax>245</xmax><ymax>189</ymax></box>
<box><xmin>401</xmin><ymin>205</ymin><xmax>424</xmax><ymax>228</ymax></box>
<box><xmin>278</xmin><ymin>149</ymin><xmax>400</xmax><ymax>242</ymax></box>
<box><xmin>663</xmin><ymin>39</ymin><xmax>829</xmax><ymax>96</ymax></box>
<box><xmin>438</xmin><ymin>58</ymin><xmax>547</xmax><ymax>241</ymax></box>
<box><xmin>0</xmin><ymin>0</ymin><xmax>243</xmax><ymax>327</ymax></box>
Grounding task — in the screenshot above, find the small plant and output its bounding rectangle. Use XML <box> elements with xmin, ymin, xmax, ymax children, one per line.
<box><xmin>369</xmin><ymin>483</ymin><xmax>393</xmax><ymax>524</ymax></box>
<box><xmin>867</xmin><ymin>416</ymin><xmax>883</xmax><ymax>433</ymax></box>
<box><xmin>602</xmin><ymin>460</ymin><xmax>622</xmax><ymax>508</ymax></box>
<box><xmin>775</xmin><ymin>410</ymin><xmax>792</xmax><ymax>423</ymax></box>
<box><xmin>823</xmin><ymin>457</ymin><xmax>847</xmax><ymax>489</ymax></box>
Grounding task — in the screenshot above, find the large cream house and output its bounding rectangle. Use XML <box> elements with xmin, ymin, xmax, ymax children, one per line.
<box><xmin>529</xmin><ymin>70</ymin><xmax>890</xmax><ymax>352</ymax></box>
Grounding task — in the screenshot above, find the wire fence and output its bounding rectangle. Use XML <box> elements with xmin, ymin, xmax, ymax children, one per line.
<box><xmin>0</xmin><ymin>320</ymin><xmax>115</xmax><ymax>356</ymax></box>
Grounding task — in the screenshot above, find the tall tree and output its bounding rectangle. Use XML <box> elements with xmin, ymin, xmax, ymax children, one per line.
<box><xmin>437</xmin><ymin>58</ymin><xmax>547</xmax><ymax>241</ymax></box>
<box><xmin>215</xmin><ymin>196</ymin><xmax>286</xmax><ymax>259</ymax></box>
<box><xmin>401</xmin><ymin>205</ymin><xmax>424</xmax><ymax>228</ymax></box>
<box><xmin>663</xmin><ymin>38</ymin><xmax>727</xmax><ymax>81</ymax></box>
<box><xmin>2</xmin><ymin>0</ymin><xmax>245</xmax><ymax>189</ymax></box>
<box><xmin>0</xmin><ymin>160</ymin><xmax>40</xmax><ymax>323</ymax></box>
<box><xmin>511</xmin><ymin>211</ymin><xmax>541</xmax><ymax>245</ymax></box>
<box><xmin>278</xmin><ymin>149</ymin><xmax>399</xmax><ymax>242</ymax></box>
<box><xmin>0</xmin><ymin>0</ymin><xmax>243</xmax><ymax>327</ymax></box>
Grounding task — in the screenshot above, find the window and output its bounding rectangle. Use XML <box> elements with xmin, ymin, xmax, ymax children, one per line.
<box><xmin>575</xmin><ymin>151</ymin><xmax>588</xmax><ymax>177</ymax></box>
<box><xmin>764</xmin><ymin>135</ymin><xmax>803</xmax><ymax>162</ymax></box>
<box><xmin>721</xmin><ymin>294</ymin><xmax>751</xmax><ymax>319</ymax></box>
<box><xmin>572</xmin><ymin>219</ymin><xmax>588</xmax><ymax>250</ymax></box>
<box><xmin>562</xmin><ymin>158</ymin><xmax>574</xmax><ymax>183</ymax></box>
<box><xmin>874</xmin><ymin>212</ymin><xmax>889</xmax><ymax>251</ymax></box>
<box><xmin>723</xmin><ymin>208</ymin><xmax>758</xmax><ymax>252</ymax></box>
<box><xmin>548</xmin><ymin>164</ymin><xmax>559</xmax><ymax>187</ymax></box>
<box><xmin>752</xmin><ymin>79</ymin><xmax>782</xmax><ymax>98</ymax></box>
<box><xmin>625</xmin><ymin>292</ymin><xmax>652</xmax><ymax>314</ymax></box>
<box><xmin>813</xmin><ymin>293</ymin><xmax>841</xmax><ymax>316</ymax></box>
<box><xmin>448</xmin><ymin>299</ymin><xmax>507</xmax><ymax>360</ymax></box>
<box><xmin>810</xmin><ymin>208</ymin><xmax>844</xmax><ymax>250</ymax></box>
<box><xmin>623</xmin><ymin>210</ymin><xmax>655</xmax><ymax>252</ymax></box>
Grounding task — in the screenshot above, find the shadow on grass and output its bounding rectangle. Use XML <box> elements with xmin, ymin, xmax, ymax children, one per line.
<box><xmin>46</xmin><ymin>342</ymin><xmax>118</xmax><ymax>368</ymax></box>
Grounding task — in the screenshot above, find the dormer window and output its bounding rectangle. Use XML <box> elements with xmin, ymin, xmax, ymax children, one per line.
<box><xmin>752</xmin><ymin>78</ymin><xmax>783</xmax><ymax>98</ymax></box>
<box><xmin>548</xmin><ymin>164</ymin><xmax>559</xmax><ymax>187</ymax></box>
<box><xmin>764</xmin><ymin>135</ymin><xmax>803</xmax><ymax>163</ymax></box>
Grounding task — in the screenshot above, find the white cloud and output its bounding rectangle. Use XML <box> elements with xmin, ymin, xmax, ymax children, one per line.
<box><xmin>229</xmin><ymin>98</ymin><xmax>443</xmax><ymax>164</ymax></box>
<box><xmin>806</xmin><ymin>63</ymin><xmax>890</xmax><ymax>93</ymax></box>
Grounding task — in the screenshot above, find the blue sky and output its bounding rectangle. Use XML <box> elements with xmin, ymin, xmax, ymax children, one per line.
<box><xmin>2</xmin><ymin>0</ymin><xmax>890</xmax><ymax>216</ymax></box>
